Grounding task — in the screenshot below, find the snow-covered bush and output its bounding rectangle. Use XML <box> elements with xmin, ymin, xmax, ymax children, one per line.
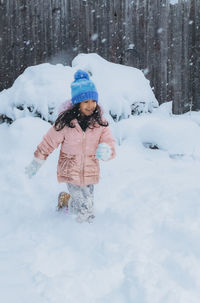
<box><xmin>72</xmin><ymin>53</ymin><xmax>158</xmax><ymax>121</ymax></box>
<box><xmin>0</xmin><ymin>63</ymin><xmax>73</xmax><ymax>123</ymax></box>
<box><xmin>0</xmin><ymin>53</ymin><xmax>158</xmax><ymax>124</ymax></box>
<box><xmin>113</xmin><ymin>102</ymin><xmax>200</xmax><ymax>158</ymax></box>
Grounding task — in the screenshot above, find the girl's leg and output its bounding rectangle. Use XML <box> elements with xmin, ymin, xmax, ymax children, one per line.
<box><xmin>66</xmin><ymin>183</ymin><xmax>95</xmax><ymax>223</ymax></box>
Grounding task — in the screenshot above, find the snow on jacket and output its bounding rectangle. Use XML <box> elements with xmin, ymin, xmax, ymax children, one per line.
<box><xmin>34</xmin><ymin>119</ymin><xmax>116</xmax><ymax>186</ymax></box>
<box><xmin>58</xmin><ymin>99</ymin><xmax>72</xmax><ymax>114</ymax></box>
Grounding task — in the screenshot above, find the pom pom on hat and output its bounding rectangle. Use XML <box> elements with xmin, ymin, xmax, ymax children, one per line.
<box><xmin>74</xmin><ymin>70</ymin><xmax>90</xmax><ymax>81</ymax></box>
<box><xmin>71</xmin><ymin>69</ymin><xmax>98</xmax><ymax>105</ymax></box>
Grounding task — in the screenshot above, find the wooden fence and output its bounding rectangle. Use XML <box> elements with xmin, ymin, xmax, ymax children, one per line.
<box><xmin>0</xmin><ymin>0</ymin><xmax>199</xmax><ymax>114</ymax></box>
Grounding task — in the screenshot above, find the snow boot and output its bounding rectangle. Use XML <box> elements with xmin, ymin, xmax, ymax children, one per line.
<box><xmin>57</xmin><ymin>192</ymin><xmax>70</xmax><ymax>210</ymax></box>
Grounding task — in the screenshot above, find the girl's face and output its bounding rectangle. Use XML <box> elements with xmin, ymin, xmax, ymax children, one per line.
<box><xmin>79</xmin><ymin>99</ymin><xmax>97</xmax><ymax>116</ymax></box>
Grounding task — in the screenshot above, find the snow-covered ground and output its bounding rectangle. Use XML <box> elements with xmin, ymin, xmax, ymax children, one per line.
<box><xmin>1</xmin><ymin>55</ymin><xmax>200</xmax><ymax>303</ymax></box>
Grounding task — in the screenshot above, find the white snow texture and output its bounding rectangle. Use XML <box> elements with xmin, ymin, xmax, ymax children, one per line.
<box><xmin>0</xmin><ymin>53</ymin><xmax>158</xmax><ymax>122</ymax></box>
<box><xmin>1</xmin><ymin>53</ymin><xmax>200</xmax><ymax>303</ymax></box>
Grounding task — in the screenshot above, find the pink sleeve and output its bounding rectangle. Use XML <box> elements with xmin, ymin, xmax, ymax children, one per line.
<box><xmin>34</xmin><ymin>126</ymin><xmax>65</xmax><ymax>160</ymax></box>
<box><xmin>99</xmin><ymin>127</ymin><xmax>116</xmax><ymax>160</ymax></box>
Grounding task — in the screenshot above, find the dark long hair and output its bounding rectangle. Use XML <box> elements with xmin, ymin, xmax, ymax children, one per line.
<box><xmin>54</xmin><ymin>103</ymin><xmax>108</xmax><ymax>131</ymax></box>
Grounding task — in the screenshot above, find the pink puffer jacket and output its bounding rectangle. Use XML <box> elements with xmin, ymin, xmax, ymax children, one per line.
<box><xmin>34</xmin><ymin>119</ymin><xmax>116</xmax><ymax>186</ymax></box>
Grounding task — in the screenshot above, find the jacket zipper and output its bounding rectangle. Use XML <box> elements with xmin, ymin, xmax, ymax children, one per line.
<box><xmin>81</xmin><ymin>132</ymin><xmax>86</xmax><ymax>185</ymax></box>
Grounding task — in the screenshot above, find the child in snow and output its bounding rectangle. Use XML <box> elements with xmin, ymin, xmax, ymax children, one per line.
<box><xmin>25</xmin><ymin>70</ymin><xmax>116</xmax><ymax>223</ymax></box>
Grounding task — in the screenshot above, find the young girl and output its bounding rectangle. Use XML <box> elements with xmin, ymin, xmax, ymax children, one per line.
<box><xmin>25</xmin><ymin>70</ymin><xmax>116</xmax><ymax>223</ymax></box>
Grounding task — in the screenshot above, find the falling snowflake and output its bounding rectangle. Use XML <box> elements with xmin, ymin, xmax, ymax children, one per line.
<box><xmin>128</xmin><ymin>43</ymin><xmax>135</xmax><ymax>50</ymax></box>
<box><xmin>157</xmin><ymin>28</ymin><xmax>163</xmax><ymax>34</ymax></box>
<box><xmin>91</xmin><ymin>33</ymin><xmax>98</xmax><ymax>41</ymax></box>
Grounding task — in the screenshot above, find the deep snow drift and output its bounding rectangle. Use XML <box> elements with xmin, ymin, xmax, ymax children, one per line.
<box><xmin>1</xmin><ymin>55</ymin><xmax>200</xmax><ymax>303</ymax></box>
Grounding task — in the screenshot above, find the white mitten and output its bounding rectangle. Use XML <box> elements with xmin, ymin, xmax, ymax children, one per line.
<box><xmin>25</xmin><ymin>157</ymin><xmax>45</xmax><ymax>178</ymax></box>
<box><xmin>96</xmin><ymin>143</ymin><xmax>112</xmax><ymax>161</ymax></box>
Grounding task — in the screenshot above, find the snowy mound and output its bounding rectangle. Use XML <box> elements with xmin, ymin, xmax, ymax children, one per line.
<box><xmin>0</xmin><ymin>53</ymin><xmax>158</xmax><ymax>123</ymax></box>
<box><xmin>114</xmin><ymin>110</ymin><xmax>200</xmax><ymax>157</ymax></box>
<box><xmin>0</xmin><ymin>63</ymin><xmax>73</xmax><ymax>123</ymax></box>
<box><xmin>72</xmin><ymin>53</ymin><xmax>158</xmax><ymax>120</ymax></box>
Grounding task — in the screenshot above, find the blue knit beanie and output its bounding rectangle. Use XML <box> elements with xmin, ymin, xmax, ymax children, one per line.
<box><xmin>71</xmin><ymin>70</ymin><xmax>98</xmax><ymax>105</ymax></box>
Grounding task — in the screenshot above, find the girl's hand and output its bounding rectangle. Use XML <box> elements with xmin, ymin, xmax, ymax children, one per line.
<box><xmin>25</xmin><ymin>157</ymin><xmax>45</xmax><ymax>178</ymax></box>
<box><xmin>96</xmin><ymin>143</ymin><xmax>112</xmax><ymax>161</ymax></box>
